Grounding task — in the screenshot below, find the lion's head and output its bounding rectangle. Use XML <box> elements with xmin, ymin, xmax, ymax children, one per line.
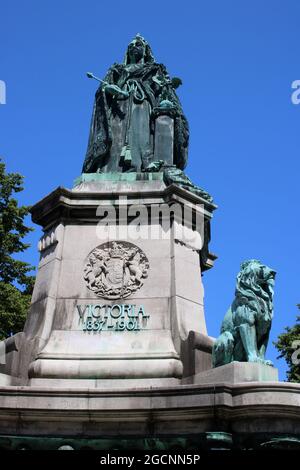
<box><xmin>236</xmin><ymin>259</ymin><xmax>276</xmax><ymax>307</ymax></box>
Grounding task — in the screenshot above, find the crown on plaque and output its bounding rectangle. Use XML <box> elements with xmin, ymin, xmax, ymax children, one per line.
<box><xmin>110</xmin><ymin>242</ymin><xmax>127</xmax><ymax>259</ymax></box>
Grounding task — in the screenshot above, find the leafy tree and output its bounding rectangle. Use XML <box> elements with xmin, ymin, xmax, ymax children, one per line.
<box><xmin>274</xmin><ymin>308</ymin><xmax>300</xmax><ymax>383</ymax></box>
<box><xmin>0</xmin><ymin>159</ymin><xmax>35</xmax><ymax>340</ymax></box>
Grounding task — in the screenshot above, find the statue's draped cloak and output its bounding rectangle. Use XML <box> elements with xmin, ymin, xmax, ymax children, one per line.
<box><xmin>82</xmin><ymin>62</ymin><xmax>189</xmax><ymax>173</ymax></box>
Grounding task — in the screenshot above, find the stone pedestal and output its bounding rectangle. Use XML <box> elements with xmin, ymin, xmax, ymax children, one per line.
<box><xmin>184</xmin><ymin>361</ymin><xmax>279</xmax><ymax>385</ymax></box>
<box><xmin>8</xmin><ymin>175</ymin><xmax>216</xmax><ymax>387</ymax></box>
<box><xmin>1</xmin><ymin>174</ymin><xmax>300</xmax><ymax>449</ymax></box>
<box><xmin>0</xmin><ymin>380</ymin><xmax>299</xmax><ymax>450</ymax></box>
<box><xmin>0</xmin><ymin>373</ymin><xmax>11</xmax><ymax>386</ymax></box>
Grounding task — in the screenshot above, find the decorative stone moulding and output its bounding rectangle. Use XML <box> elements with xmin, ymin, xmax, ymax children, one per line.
<box><xmin>38</xmin><ymin>227</ymin><xmax>58</xmax><ymax>253</ymax></box>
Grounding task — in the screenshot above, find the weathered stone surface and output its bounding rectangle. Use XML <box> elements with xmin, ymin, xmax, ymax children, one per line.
<box><xmin>189</xmin><ymin>361</ymin><xmax>279</xmax><ymax>384</ymax></box>
<box><xmin>29</xmin><ymin>377</ymin><xmax>181</xmax><ymax>389</ymax></box>
<box><xmin>174</xmin><ymin>297</ymin><xmax>206</xmax><ymax>339</ymax></box>
<box><xmin>29</xmin><ymin>357</ymin><xmax>182</xmax><ymax>382</ymax></box>
<box><xmin>0</xmin><ymin>381</ymin><xmax>299</xmax><ymax>438</ymax></box>
<box><xmin>13</xmin><ymin>180</ymin><xmax>216</xmax><ymax>385</ymax></box>
<box><xmin>0</xmin><ymin>373</ymin><xmax>11</xmax><ymax>386</ymax></box>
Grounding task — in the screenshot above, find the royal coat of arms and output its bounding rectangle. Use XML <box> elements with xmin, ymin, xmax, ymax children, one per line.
<box><xmin>84</xmin><ymin>241</ymin><xmax>150</xmax><ymax>299</ymax></box>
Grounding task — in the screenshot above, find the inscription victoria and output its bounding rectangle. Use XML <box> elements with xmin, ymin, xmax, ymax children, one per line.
<box><xmin>77</xmin><ymin>303</ymin><xmax>150</xmax><ymax>332</ymax></box>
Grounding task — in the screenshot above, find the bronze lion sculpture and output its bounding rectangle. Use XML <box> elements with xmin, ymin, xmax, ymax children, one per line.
<box><xmin>212</xmin><ymin>259</ymin><xmax>276</xmax><ymax>368</ymax></box>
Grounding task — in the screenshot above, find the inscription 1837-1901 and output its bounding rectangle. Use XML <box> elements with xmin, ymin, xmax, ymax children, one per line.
<box><xmin>77</xmin><ymin>303</ymin><xmax>150</xmax><ymax>332</ymax></box>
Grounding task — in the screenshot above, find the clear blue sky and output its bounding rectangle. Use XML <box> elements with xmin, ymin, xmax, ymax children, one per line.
<box><xmin>1</xmin><ymin>0</ymin><xmax>300</xmax><ymax>380</ymax></box>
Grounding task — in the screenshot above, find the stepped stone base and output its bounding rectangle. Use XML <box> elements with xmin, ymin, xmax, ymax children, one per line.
<box><xmin>183</xmin><ymin>361</ymin><xmax>279</xmax><ymax>385</ymax></box>
<box><xmin>0</xmin><ymin>380</ymin><xmax>299</xmax><ymax>450</ymax></box>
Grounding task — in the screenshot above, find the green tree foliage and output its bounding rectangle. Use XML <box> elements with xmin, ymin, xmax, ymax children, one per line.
<box><xmin>0</xmin><ymin>160</ymin><xmax>35</xmax><ymax>339</ymax></box>
<box><xmin>274</xmin><ymin>308</ymin><xmax>300</xmax><ymax>383</ymax></box>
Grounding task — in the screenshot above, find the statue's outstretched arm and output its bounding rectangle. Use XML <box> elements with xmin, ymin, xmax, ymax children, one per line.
<box><xmin>104</xmin><ymin>84</ymin><xmax>129</xmax><ymax>98</ymax></box>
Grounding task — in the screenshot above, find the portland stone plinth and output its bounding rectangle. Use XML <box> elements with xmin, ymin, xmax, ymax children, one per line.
<box><xmin>6</xmin><ymin>177</ymin><xmax>216</xmax><ymax>387</ymax></box>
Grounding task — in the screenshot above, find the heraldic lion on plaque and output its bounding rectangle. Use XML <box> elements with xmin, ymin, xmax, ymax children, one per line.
<box><xmin>84</xmin><ymin>241</ymin><xmax>150</xmax><ymax>299</ymax></box>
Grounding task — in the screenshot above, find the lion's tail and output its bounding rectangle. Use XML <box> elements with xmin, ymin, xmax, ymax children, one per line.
<box><xmin>212</xmin><ymin>330</ymin><xmax>235</xmax><ymax>368</ymax></box>
<box><xmin>220</xmin><ymin>307</ymin><xmax>234</xmax><ymax>335</ymax></box>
